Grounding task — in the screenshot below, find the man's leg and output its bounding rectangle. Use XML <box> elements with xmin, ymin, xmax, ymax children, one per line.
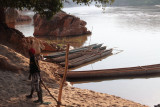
<box><xmin>26</xmin><ymin>79</ymin><xmax>35</xmax><ymax>99</ymax></box>
<box><xmin>26</xmin><ymin>89</ymin><xmax>34</xmax><ymax>98</ymax></box>
<box><xmin>34</xmin><ymin>86</ymin><xmax>43</xmax><ymax>103</ymax></box>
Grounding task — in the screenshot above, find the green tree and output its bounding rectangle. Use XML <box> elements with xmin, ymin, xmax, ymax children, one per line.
<box><xmin>0</xmin><ymin>0</ymin><xmax>114</xmax><ymax>26</ymax></box>
<box><xmin>0</xmin><ymin>0</ymin><xmax>62</xmax><ymax>24</ymax></box>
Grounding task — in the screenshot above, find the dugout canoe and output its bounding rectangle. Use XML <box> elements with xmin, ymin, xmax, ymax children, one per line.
<box><xmin>58</xmin><ymin>64</ymin><xmax>160</xmax><ymax>79</ymax></box>
<box><xmin>60</xmin><ymin>48</ymin><xmax>113</xmax><ymax>68</ymax></box>
<box><xmin>48</xmin><ymin>46</ymin><xmax>107</xmax><ymax>63</ymax></box>
<box><xmin>44</xmin><ymin>44</ymin><xmax>102</xmax><ymax>58</ymax></box>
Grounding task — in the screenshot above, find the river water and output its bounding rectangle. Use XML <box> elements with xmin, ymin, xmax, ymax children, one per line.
<box><xmin>16</xmin><ymin>5</ymin><xmax>160</xmax><ymax>106</ymax></box>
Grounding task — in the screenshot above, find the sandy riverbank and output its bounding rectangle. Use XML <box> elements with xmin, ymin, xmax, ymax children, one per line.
<box><xmin>0</xmin><ymin>44</ymin><xmax>147</xmax><ymax>107</ymax></box>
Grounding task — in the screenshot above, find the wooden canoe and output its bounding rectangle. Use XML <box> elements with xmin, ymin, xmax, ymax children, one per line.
<box><xmin>58</xmin><ymin>64</ymin><xmax>160</xmax><ymax>80</ymax></box>
<box><xmin>60</xmin><ymin>49</ymin><xmax>113</xmax><ymax>68</ymax></box>
<box><xmin>47</xmin><ymin>46</ymin><xmax>107</xmax><ymax>63</ymax></box>
<box><xmin>44</xmin><ymin>44</ymin><xmax>102</xmax><ymax>58</ymax></box>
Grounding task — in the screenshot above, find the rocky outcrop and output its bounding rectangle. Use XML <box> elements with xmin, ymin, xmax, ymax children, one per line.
<box><xmin>33</xmin><ymin>11</ymin><xmax>91</xmax><ymax>37</ymax></box>
<box><xmin>42</xmin><ymin>42</ymin><xmax>58</xmax><ymax>52</ymax></box>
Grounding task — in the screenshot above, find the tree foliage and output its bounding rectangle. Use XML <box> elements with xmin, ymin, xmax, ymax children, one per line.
<box><xmin>0</xmin><ymin>0</ymin><xmax>114</xmax><ymax>18</ymax></box>
<box><xmin>72</xmin><ymin>0</ymin><xmax>114</xmax><ymax>5</ymax></box>
<box><xmin>0</xmin><ymin>0</ymin><xmax>63</xmax><ymax>18</ymax></box>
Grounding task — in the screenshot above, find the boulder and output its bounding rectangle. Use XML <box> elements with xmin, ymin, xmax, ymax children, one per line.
<box><xmin>21</xmin><ymin>37</ymin><xmax>45</xmax><ymax>55</ymax></box>
<box><xmin>42</xmin><ymin>42</ymin><xmax>57</xmax><ymax>52</ymax></box>
<box><xmin>21</xmin><ymin>37</ymin><xmax>60</xmax><ymax>54</ymax></box>
<box><xmin>33</xmin><ymin>11</ymin><xmax>91</xmax><ymax>37</ymax></box>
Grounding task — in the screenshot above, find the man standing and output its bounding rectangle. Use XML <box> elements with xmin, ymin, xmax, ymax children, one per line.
<box><xmin>26</xmin><ymin>48</ymin><xmax>43</xmax><ymax>104</ymax></box>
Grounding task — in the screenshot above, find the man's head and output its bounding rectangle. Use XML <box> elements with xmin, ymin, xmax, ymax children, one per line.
<box><xmin>29</xmin><ymin>48</ymin><xmax>35</xmax><ymax>56</ymax></box>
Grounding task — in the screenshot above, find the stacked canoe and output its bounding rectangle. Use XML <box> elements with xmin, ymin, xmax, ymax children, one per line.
<box><xmin>44</xmin><ymin>44</ymin><xmax>113</xmax><ymax>68</ymax></box>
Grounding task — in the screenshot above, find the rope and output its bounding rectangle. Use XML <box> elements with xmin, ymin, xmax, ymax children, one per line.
<box><xmin>91</xmin><ymin>64</ymin><xmax>94</xmax><ymax>70</ymax></box>
<box><xmin>112</xmin><ymin>48</ymin><xmax>123</xmax><ymax>55</ymax></box>
<box><xmin>88</xmin><ymin>26</ymin><xmax>93</xmax><ymax>45</ymax></box>
<box><xmin>41</xmin><ymin>79</ymin><xmax>72</xmax><ymax>107</ymax></box>
<box><xmin>41</xmin><ymin>80</ymin><xmax>58</xmax><ymax>102</ymax></box>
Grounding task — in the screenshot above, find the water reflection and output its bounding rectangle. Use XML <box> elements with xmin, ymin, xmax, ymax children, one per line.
<box><xmin>37</xmin><ymin>34</ymin><xmax>91</xmax><ymax>48</ymax></box>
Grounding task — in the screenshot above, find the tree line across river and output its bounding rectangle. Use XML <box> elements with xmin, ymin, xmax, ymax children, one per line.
<box><xmin>111</xmin><ymin>0</ymin><xmax>160</xmax><ymax>6</ymax></box>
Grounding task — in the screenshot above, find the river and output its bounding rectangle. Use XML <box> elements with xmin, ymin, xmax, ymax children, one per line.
<box><xmin>16</xmin><ymin>5</ymin><xmax>160</xmax><ymax>106</ymax></box>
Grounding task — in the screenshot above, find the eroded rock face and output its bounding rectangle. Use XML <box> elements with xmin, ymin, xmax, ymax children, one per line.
<box><xmin>33</xmin><ymin>11</ymin><xmax>91</xmax><ymax>37</ymax></box>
